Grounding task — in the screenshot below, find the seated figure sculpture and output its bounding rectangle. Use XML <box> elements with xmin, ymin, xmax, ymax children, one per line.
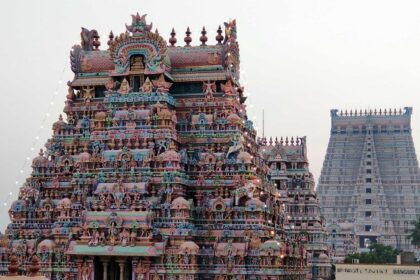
<box><xmin>141</xmin><ymin>77</ymin><xmax>153</xmax><ymax>93</ymax></box>
<box><xmin>118</xmin><ymin>78</ymin><xmax>131</xmax><ymax>94</ymax></box>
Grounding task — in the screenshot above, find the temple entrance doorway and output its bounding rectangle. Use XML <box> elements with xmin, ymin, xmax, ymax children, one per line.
<box><xmin>94</xmin><ymin>257</ymin><xmax>132</xmax><ymax>280</ymax></box>
<box><xmin>129</xmin><ymin>55</ymin><xmax>145</xmax><ymax>92</ymax></box>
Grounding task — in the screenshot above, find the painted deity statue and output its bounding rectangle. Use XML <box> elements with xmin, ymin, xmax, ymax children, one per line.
<box><xmin>130</xmin><ymin>229</ymin><xmax>137</xmax><ymax>246</ymax></box>
<box><xmin>141</xmin><ymin>77</ymin><xmax>153</xmax><ymax>93</ymax></box>
<box><xmin>81</xmin><ymin>86</ymin><xmax>95</xmax><ymax>100</ymax></box>
<box><xmin>108</xmin><ymin>223</ymin><xmax>118</xmax><ymax>246</ymax></box>
<box><xmin>81</xmin><ymin>262</ymin><xmax>92</xmax><ymax>280</ymax></box>
<box><xmin>226</xmin><ymin>134</ymin><xmax>245</xmax><ymax>159</ymax></box>
<box><xmin>105</xmin><ymin>78</ymin><xmax>116</xmax><ymax>91</ymax></box>
<box><xmin>120</xmin><ymin>228</ymin><xmax>130</xmax><ymax>246</ymax></box>
<box><xmin>118</xmin><ymin>78</ymin><xmax>131</xmax><ymax>94</ymax></box>
<box><xmin>203</xmin><ymin>81</ymin><xmax>216</xmax><ymax>99</ymax></box>
<box><xmin>221</xmin><ymin>80</ymin><xmax>236</xmax><ymax>97</ymax></box>
<box><xmin>146</xmin><ymin>52</ymin><xmax>164</xmax><ymax>73</ymax></box>
<box><xmin>88</xmin><ymin>230</ymin><xmax>99</xmax><ymax>246</ymax></box>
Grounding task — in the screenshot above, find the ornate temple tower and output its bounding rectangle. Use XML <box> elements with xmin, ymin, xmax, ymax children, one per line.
<box><xmin>325</xmin><ymin>221</ymin><xmax>357</xmax><ymax>263</ymax></box>
<box><xmin>0</xmin><ymin>14</ymin><xmax>309</xmax><ymax>280</ymax></box>
<box><xmin>318</xmin><ymin>108</ymin><xmax>420</xmax><ymax>254</ymax></box>
<box><xmin>259</xmin><ymin>137</ymin><xmax>331</xmax><ymax>279</ymax></box>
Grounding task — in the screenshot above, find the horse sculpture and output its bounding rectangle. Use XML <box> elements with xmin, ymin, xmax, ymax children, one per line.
<box><xmin>226</xmin><ymin>135</ymin><xmax>245</xmax><ymax>159</ymax></box>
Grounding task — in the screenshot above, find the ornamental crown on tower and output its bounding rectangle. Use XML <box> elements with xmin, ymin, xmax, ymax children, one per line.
<box><xmin>71</xmin><ymin>13</ymin><xmax>244</xmax><ymax>102</ymax></box>
<box><xmin>125</xmin><ymin>12</ymin><xmax>153</xmax><ymax>34</ymax></box>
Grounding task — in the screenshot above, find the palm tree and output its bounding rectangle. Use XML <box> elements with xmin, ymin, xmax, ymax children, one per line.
<box><xmin>408</xmin><ymin>217</ymin><xmax>420</xmax><ymax>247</ymax></box>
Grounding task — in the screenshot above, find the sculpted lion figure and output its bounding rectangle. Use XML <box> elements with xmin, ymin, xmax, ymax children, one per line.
<box><xmin>80</xmin><ymin>27</ymin><xmax>99</xmax><ymax>51</ymax></box>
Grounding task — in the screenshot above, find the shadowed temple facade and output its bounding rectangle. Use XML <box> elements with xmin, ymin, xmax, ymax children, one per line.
<box><xmin>0</xmin><ymin>14</ymin><xmax>330</xmax><ymax>280</ymax></box>
<box><xmin>259</xmin><ymin>137</ymin><xmax>330</xmax><ymax>278</ymax></box>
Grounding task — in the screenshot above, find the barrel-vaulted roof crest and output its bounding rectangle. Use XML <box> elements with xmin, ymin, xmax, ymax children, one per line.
<box><xmin>108</xmin><ymin>14</ymin><xmax>169</xmax><ymax>76</ymax></box>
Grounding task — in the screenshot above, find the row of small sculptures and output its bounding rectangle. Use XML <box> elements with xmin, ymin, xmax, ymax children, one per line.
<box><xmin>11</xmin><ymin>208</ymin><xmax>81</xmax><ymax>221</ymax></box>
<box><xmin>60</xmin><ymin>107</ymin><xmax>249</xmax><ymax>135</ymax></box>
<box><xmin>5</xmin><ymin>244</ymin><xmax>66</xmax><ymax>265</ymax></box>
<box><xmin>76</xmin><ymin>77</ymin><xmax>236</xmax><ymax>98</ymax></box>
<box><xmin>164</xmin><ymin>253</ymin><xmax>197</xmax><ymax>265</ymax></box>
<box><xmin>63</xmin><ymin>151</ymin><xmax>252</xmax><ymax>172</ymax></box>
<box><xmin>84</xmin><ymin>227</ymin><xmax>152</xmax><ymax>247</ymax></box>
<box><xmin>6</xmin><ymin>253</ymin><xmax>42</xmax><ymax>277</ymax></box>
<box><xmin>90</xmin><ymin>192</ymin><xmax>151</xmax><ymax>211</ymax></box>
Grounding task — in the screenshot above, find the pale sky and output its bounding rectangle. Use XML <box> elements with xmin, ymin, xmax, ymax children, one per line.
<box><xmin>1</xmin><ymin>0</ymin><xmax>420</xmax><ymax>230</ymax></box>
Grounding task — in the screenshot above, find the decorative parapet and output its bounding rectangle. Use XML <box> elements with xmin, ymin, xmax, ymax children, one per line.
<box><xmin>259</xmin><ymin>136</ymin><xmax>306</xmax><ymax>147</ymax></box>
<box><xmin>330</xmin><ymin>107</ymin><xmax>412</xmax><ymax>118</ymax></box>
<box><xmin>330</xmin><ymin>107</ymin><xmax>412</xmax><ymax>128</ymax></box>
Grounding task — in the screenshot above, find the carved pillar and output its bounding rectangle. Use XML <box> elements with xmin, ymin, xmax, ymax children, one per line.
<box><xmin>75</xmin><ymin>258</ymin><xmax>83</xmax><ymax>280</ymax></box>
<box><xmin>103</xmin><ymin>262</ymin><xmax>109</xmax><ymax>280</ymax></box>
<box><xmin>87</xmin><ymin>258</ymin><xmax>95</xmax><ymax>280</ymax></box>
<box><xmin>132</xmin><ymin>258</ymin><xmax>139</xmax><ymax>280</ymax></box>
<box><xmin>146</xmin><ymin>262</ymin><xmax>151</xmax><ymax>280</ymax></box>
<box><xmin>116</xmin><ymin>259</ymin><xmax>125</xmax><ymax>280</ymax></box>
<box><xmin>120</xmin><ymin>263</ymin><xmax>125</xmax><ymax>280</ymax></box>
<box><xmin>100</xmin><ymin>258</ymin><xmax>109</xmax><ymax>280</ymax></box>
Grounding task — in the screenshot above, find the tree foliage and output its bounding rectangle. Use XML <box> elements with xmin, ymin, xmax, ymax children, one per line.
<box><xmin>408</xmin><ymin>217</ymin><xmax>420</xmax><ymax>247</ymax></box>
<box><xmin>344</xmin><ymin>244</ymin><xmax>401</xmax><ymax>264</ymax></box>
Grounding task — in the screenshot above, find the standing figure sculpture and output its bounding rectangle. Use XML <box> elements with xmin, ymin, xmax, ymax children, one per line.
<box><xmin>203</xmin><ymin>81</ymin><xmax>216</xmax><ymax>99</ymax></box>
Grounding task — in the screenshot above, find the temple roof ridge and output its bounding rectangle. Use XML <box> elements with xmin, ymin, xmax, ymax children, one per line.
<box><xmin>70</xmin><ymin>14</ymin><xmax>241</xmax><ymax>85</ymax></box>
<box><xmin>330</xmin><ymin>107</ymin><xmax>412</xmax><ymax>118</ymax></box>
<box><xmin>259</xmin><ymin>136</ymin><xmax>306</xmax><ymax>147</ymax></box>
<box><xmin>76</xmin><ymin>13</ymin><xmax>237</xmax><ymax>52</ymax></box>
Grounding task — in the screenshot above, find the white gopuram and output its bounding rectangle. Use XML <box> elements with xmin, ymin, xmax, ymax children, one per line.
<box><xmin>318</xmin><ymin>107</ymin><xmax>420</xmax><ymax>254</ymax></box>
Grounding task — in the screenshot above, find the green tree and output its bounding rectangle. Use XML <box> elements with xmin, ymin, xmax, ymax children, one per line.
<box><xmin>408</xmin><ymin>217</ymin><xmax>420</xmax><ymax>247</ymax></box>
<box><xmin>344</xmin><ymin>244</ymin><xmax>401</xmax><ymax>264</ymax></box>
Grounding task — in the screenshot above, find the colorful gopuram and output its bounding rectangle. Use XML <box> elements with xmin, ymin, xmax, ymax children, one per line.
<box><xmin>326</xmin><ymin>221</ymin><xmax>357</xmax><ymax>263</ymax></box>
<box><xmin>259</xmin><ymin>137</ymin><xmax>330</xmax><ymax>279</ymax></box>
<box><xmin>0</xmin><ymin>14</ymin><xmax>310</xmax><ymax>280</ymax></box>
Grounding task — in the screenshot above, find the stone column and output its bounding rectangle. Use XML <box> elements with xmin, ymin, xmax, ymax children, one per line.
<box><xmin>132</xmin><ymin>258</ymin><xmax>139</xmax><ymax>280</ymax></box>
<box><xmin>116</xmin><ymin>259</ymin><xmax>125</xmax><ymax>280</ymax></box>
<box><xmin>143</xmin><ymin>260</ymin><xmax>151</xmax><ymax>280</ymax></box>
<box><xmin>100</xmin><ymin>258</ymin><xmax>109</xmax><ymax>280</ymax></box>
<box><xmin>87</xmin><ymin>258</ymin><xmax>95</xmax><ymax>280</ymax></box>
<box><xmin>75</xmin><ymin>258</ymin><xmax>83</xmax><ymax>280</ymax></box>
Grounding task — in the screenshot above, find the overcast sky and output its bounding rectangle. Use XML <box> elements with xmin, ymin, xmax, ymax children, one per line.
<box><xmin>1</xmin><ymin>0</ymin><xmax>420</xmax><ymax>230</ymax></box>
